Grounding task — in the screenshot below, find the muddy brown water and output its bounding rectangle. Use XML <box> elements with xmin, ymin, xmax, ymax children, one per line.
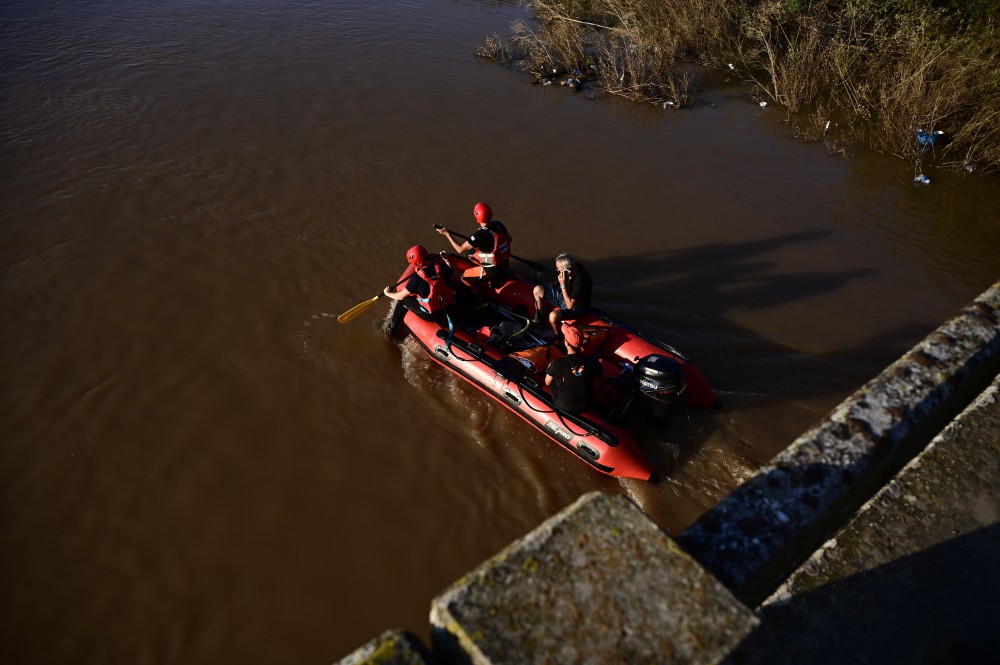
<box><xmin>2</xmin><ymin>0</ymin><xmax>999</xmax><ymax>662</ymax></box>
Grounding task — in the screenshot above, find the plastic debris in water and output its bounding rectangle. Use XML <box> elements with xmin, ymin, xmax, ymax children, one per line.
<box><xmin>759</xmin><ymin>101</ymin><xmax>767</xmax><ymax>107</ymax></box>
<box><xmin>728</xmin><ymin>63</ymin><xmax>735</xmax><ymax>70</ymax></box>
<box><xmin>917</xmin><ymin>129</ymin><xmax>945</xmax><ymax>146</ymax></box>
<box><xmin>914</xmin><ymin>174</ymin><xmax>931</xmax><ymax>185</ymax></box>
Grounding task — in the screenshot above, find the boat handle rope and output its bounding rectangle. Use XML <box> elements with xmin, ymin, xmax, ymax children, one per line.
<box><xmin>512</xmin><ymin>378</ymin><xmax>596</xmax><ymax>439</ymax></box>
<box><xmin>444</xmin><ymin>311</ymin><xmax>454</xmax><ymax>353</ymax></box>
<box><xmin>434</xmin><ymin>318</ymin><xmax>596</xmax><ymax>439</ymax></box>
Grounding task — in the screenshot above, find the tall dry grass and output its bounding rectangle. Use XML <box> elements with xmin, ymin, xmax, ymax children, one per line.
<box><xmin>477</xmin><ymin>0</ymin><xmax>1000</xmax><ymax>173</ymax></box>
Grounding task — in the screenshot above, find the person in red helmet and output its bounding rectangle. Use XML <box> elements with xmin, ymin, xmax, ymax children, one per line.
<box><xmin>436</xmin><ymin>201</ymin><xmax>512</xmax><ymax>283</ymax></box>
<box><xmin>545</xmin><ymin>322</ymin><xmax>603</xmax><ymax>415</ymax></box>
<box><xmin>384</xmin><ymin>244</ymin><xmax>458</xmax><ymax>334</ymax></box>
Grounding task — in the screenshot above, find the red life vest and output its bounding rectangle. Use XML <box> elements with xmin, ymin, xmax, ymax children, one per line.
<box><xmin>415</xmin><ymin>263</ymin><xmax>456</xmax><ymax>314</ymax></box>
<box><xmin>474</xmin><ymin>221</ymin><xmax>511</xmax><ymax>268</ymax></box>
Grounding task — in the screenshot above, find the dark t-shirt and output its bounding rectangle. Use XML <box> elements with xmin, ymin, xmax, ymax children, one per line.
<box><xmin>405</xmin><ymin>262</ymin><xmax>453</xmax><ymax>299</ymax></box>
<box><xmin>560</xmin><ymin>263</ymin><xmax>593</xmax><ymax>309</ymax></box>
<box><xmin>469</xmin><ymin>228</ymin><xmax>493</xmax><ymax>252</ymax></box>
<box><xmin>545</xmin><ymin>354</ymin><xmax>603</xmax><ymax>414</ymax></box>
<box><xmin>469</xmin><ymin>221</ymin><xmax>511</xmax><ymax>279</ymax></box>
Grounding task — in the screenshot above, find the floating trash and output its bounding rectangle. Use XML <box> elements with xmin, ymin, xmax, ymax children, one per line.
<box><xmin>662</xmin><ymin>100</ymin><xmax>675</xmax><ymax>108</ymax></box>
<box><xmin>728</xmin><ymin>63</ymin><xmax>735</xmax><ymax>70</ymax></box>
<box><xmin>916</xmin><ymin>129</ymin><xmax>945</xmax><ymax>146</ymax></box>
<box><xmin>913</xmin><ymin>173</ymin><xmax>931</xmax><ymax>185</ymax></box>
<box><xmin>759</xmin><ymin>101</ymin><xmax>767</xmax><ymax>108</ymax></box>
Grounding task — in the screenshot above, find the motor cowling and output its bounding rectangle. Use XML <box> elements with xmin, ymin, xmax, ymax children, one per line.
<box><xmin>634</xmin><ymin>355</ymin><xmax>687</xmax><ymax>408</ymax></box>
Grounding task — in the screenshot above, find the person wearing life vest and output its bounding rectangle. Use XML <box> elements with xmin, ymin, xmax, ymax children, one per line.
<box><xmin>384</xmin><ymin>245</ymin><xmax>457</xmax><ymax>333</ymax></box>
<box><xmin>435</xmin><ymin>201</ymin><xmax>512</xmax><ymax>283</ymax></box>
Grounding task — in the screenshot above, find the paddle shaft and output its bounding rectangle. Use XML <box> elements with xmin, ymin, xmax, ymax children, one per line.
<box><xmin>337</xmin><ymin>273</ymin><xmax>412</xmax><ymax>323</ymax></box>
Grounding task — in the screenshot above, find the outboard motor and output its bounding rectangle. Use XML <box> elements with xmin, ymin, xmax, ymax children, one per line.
<box><xmin>634</xmin><ymin>354</ymin><xmax>687</xmax><ymax>416</ymax></box>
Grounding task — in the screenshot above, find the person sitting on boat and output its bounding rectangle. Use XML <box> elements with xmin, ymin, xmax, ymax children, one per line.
<box><xmin>384</xmin><ymin>245</ymin><xmax>457</xmax><ymax>334</ymax></box>
<box><xmin>435</xmin><ymin>201</ymin><xmax>512</xmax><ymax>284</ymax></box>
<box><xmin>532</xmin><ymin>253</ymin><xmax>593</xmax><ymax>338</ymax></box>
<box><xmin>545</xmin><ymin>323</ymin><xmax>603</xmax><ymax>415</ymax></box>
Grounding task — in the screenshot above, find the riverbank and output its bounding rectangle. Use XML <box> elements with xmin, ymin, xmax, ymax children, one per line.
<box><xmin>477</xmin><ymin>0</ymin><xmax>1000</xmax><ymax>175</ymax></box>
<box><xmin>335</xmin><ymin>280</ymin><xmax>999</xmax><ymax>663</ymax></box>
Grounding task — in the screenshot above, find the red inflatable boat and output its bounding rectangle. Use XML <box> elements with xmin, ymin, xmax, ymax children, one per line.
<box><xmin>386</xmin><ymin>253</ymin><xmax>718</xmax><ymax>482</ymax></box>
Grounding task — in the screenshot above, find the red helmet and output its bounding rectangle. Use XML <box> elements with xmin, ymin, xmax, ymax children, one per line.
<box><xmin>473</xmin><ymin>202</ymin><xmax>493</xmax><ymax>225</ymax></box>
<box><xmin>406</xmin><ymin>244</ymin><xmax>428</xmax><ymax>266</ymax></box>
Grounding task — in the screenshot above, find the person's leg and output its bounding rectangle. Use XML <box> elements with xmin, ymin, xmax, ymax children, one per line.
<box><xmin>532</xmin><ymin>284</ymin><xmax>547</xmax><ymax>324</ymax></box>
<box><xmin>535</xmin><ymin>283</ymin><xmax>564</xmax><ymax>327</ymax></box>
<box><xmin>547</xmin><ymin>285</ymin><xmax>570</xmax><ymax>335</ymax></box>
<box><xmin>388</xmin><ymin>300</ymin><xmax>408</xmax><ymax>335</ymax></box>
<box><xmin>398</xmin><ymin>297</ymin><xmax>438</xmax><ymax>322</ymax></box>
<box><xmin>548</xmin><ymin>308</ymin><xmax>562</xmax><ymax>335</ymax></box>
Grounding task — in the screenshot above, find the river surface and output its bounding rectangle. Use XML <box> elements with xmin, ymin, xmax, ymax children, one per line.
<box><xmin>2</xmin><ymin>0</ymin><xmax>998</xmax><ymax>662</ymax></box>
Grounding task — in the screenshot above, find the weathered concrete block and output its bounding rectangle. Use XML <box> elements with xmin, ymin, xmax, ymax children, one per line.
<box><xmin>334</xmin><ymin>629</ymin><xmax>432</xmax><ymax>665</ymax></box>
<box><xmin>678</xmin><ymin>281</ymin><xmax>1000</xmax><ymax>606</ymax></box>
<box><xmin>430</xmin><ymin>492</ymin><xmax>758</xmax><ymax>665</ymax></box>
<box><xmin>754</xmin><ymin>375</ymin><xmax>1000</xmax><ymax>663</ymax></box>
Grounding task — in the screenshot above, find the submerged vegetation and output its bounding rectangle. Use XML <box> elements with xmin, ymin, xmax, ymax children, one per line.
<box><xmin>477</xmin><ymin>0</ymin><xmax>1000</xmax><ymax>174</ymax></box>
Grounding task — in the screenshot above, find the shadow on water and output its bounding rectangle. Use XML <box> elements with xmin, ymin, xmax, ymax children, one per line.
<box><xmin>730</xmin><ymin>523</ymin><xmax>1000</xmax><ymax>665</ymax></box>
<box><xmin>500</xmin><ymin>228</ymin><xmax>945</xmax><ymax>486</ymax></box>
<box><xmin>526</xmin><ymin>228</ymin><xmax>933</xmax><ymax>409</ymax></box>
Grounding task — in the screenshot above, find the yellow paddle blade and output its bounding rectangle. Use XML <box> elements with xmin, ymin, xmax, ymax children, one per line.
<box><xmin>337</xmin><ymin>295</ymin><xmax>381</xmax><ymax>323</ymax></box>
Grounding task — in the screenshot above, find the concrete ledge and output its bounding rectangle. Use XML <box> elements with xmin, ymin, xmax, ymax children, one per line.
<box><xmin>334</xmin><ymin>629</ymin><xmax>433</xmax><ymax>665</ymax></box>
<box><xmin>677</xmin><ymin>281</ymin><xmax>1000</xmax><ymax>606</ymax></box>
<box><xmin>755</xmin><ymin>375</ymin><xmax>1000</xmax><ymax>662</ymax></box>
<box><xmin>429</xmin><ymin>492</ymin><xmax>758</xmax><ymax>665</ymax></box>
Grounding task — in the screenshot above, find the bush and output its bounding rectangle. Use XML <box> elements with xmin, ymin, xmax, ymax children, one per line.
<box><xmin>480</xmin><ymin>0</ymin><xmax>1000</xmax><ymax>173</ymax></box>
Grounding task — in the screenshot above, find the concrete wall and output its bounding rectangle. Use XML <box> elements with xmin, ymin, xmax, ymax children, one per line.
<box><xmin>676</xmin><ymin>280</ymin><xmax>1000</xmax><ymax>607</ymax></box>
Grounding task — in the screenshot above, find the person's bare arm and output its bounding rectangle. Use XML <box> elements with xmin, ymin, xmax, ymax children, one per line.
<box><xmin>436</xmin><ymin>226</ymin><xmax>472</xmax><ymax>253</ymax></box>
